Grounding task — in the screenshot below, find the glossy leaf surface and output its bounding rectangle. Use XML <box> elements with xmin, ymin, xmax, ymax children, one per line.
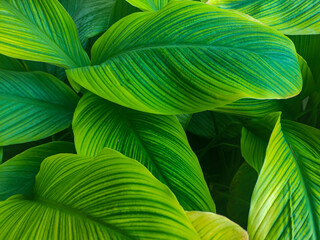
<box><xmin>0</xmin><ymin>0</ymin><xmax>89</xmax><ymax>68</ymax></box>
<box><xmin>0</xmin><ymin>148</ymin><xmax>199</xmax><ymax>239</ymax></box>
<box><xmin>0</xmin><ymin>70</ymin><xmax>79</xmax><ymax>146</ymax></box>
<box><xmin>73</xmin><ymin>93</ymin><xmax>215</xmax><ymax>212</ymax></box>
<box><xmin>0</xmin><ymin>142</ymin><xmax>75</xmax><ymax>201</ymax></box>
<box><xmin>248</xmin><ymin>117</ymin><xmax>320</xmax><ymax>239</ymax></box>
<box><xmin>67</xmin><ymin>1</ymin><xmax>301</xmax><ymax>114</ymax></box>
<box><xmin>209</xmin><ymin>0</ymin><xmax>320</xmax><ymax>35</ymax></box>
<box><xmin>187</xmin><ymin>211</ymin><xmax>249</xmax><ymax>239</ymax></box>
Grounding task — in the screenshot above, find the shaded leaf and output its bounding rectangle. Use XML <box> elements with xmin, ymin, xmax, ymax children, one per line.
<box><xmin>0</xmin><ymin>54</ymin><xmax>25</xmax><ymax>71</ymax></box>
<box><xmin>0</xmin><ymin>70</ymin><xmax>79</xmax><ymax>146</ymax></box>
<box><xmin>73</xmin><ymin>93</ymin><xmax>215</xmax><ymax>212</ymax></box>
<box><xmin>0</xmin><ymin>142</ymin><xmax>75</xmax><ymax>201</ymax></box>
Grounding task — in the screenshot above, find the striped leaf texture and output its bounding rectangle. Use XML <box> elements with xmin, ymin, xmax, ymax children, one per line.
<box><xmin>248</xmin><ymin>116</ymin><xmax>320</xmax><ymax>239</ymax></box>
<box><xmin>214</xmin><ymin>55</ymin><xmax>315</xmax><ymax>118</ymax></box>
<box><xmin>0</xmin><ymin>142</ymin><xmax>75</xmax><ymax>201</ymax></box>
<box><xmin>126</xmin><ymin>0</ymin><xmax>169</xmax><ymax>11</ymax></box>
<box><xmin>0</xmin><ymin>70</ymin><xmax>79</xmax><ymax>146</ymax></box>
<box><xmin>73</xmin><ymin>93</ymin><xmax>215</xmax><ymax>212</ymax></box>
<box><xmin>67</xmin><ymin>1</ymin><xmax>302</xmax><ymax>115</ymax></box>
<box><xmin>208</xmin><ymin>0</ymin><xmax>320</xmax><ymax>35</ymax></box>
<box><xmin>0</xmin><ymin>0</ymin><xmax>89</xmax><ymax>68</ymax></box>
<box><xmin>0</xmin><ymin>148</ymin><xmax>200</xmax><ymax>239</ymax></box>
<box><xmin>186</xmin><ymin>211</ymin><xmax>249</xmax><ymax>240</ymax></box>
<box><xmin>59</xmin><ymin>0</ymin><xmax>116</xmax><ymax>47</ymax></box>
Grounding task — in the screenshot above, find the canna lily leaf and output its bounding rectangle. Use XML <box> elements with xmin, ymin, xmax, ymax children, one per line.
<box><xmin>0</xmin><ymin>141</ymin><xmax>75</xmax><ymax>201</ymax></box>
<box><xmin>0</xmin><ymin>54</ymin><xmax>25</xmax><ymax>71</ymax></box>
<box><xmin>126</xmin><ymin>0</ymin><xmax>169</xmax><ymax>11</ymax></box>
<box><xmin>59</xmin><ymin>0</ymin><xmax>117</xmax><ymax>47</ymax></box>
<box><xmin>208</xmin><ymin>0</ymin><xmax>320</xmax><ymax>35</ymax></box>
<box><xmin>227</xmin><ymin>163</ymin><xmax>258</xmax><ymax>229</ymax></box>
<box><xmin>214</xmin><ymin>55</ymin><xmax>315</xmax><ymax>118</ymax></box>
<box><xmin>73</xmin><ymin>92</ymin><xmax>215</xmax><ymax>212</ymax></box>
<box><xmin>0</xmin><ymin>148</ymin><xmax>200</xmax><ymax>239</ymax></box>
<box><xmin>0</xmin><ymin>0</ymin><xmax>89</xmax><ymax>68</ymax></box>
<box><xmin>0</xmin><ymin>70</ymin><xmax>79</xmax><ymax>146</ymax></box>
<box><xmin>248</xmin><ymin>116</ymin><xmax>320</xmax><ymax>239</ymax></box>
<box><xmin>186</xmin><ymin>211</ymin><xmax>249</xmax><ymax>239</ymax></box>
<box><xmin>67</xmin><ymin>1</ymin><xmax>302</xmax><ymax>115</ymax></box>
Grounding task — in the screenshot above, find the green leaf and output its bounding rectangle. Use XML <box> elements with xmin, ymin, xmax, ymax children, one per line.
<box><xmin>73</xmin><ymin>93</ymin><xmax>215</xmax><ymax>212</ymax></box>
<box><xmin>214</xmin><ymin>55</ymin><xmax>315</xmax><ymax>118</ymax></box>
<box><xmin>109</xmin><ymin>0</ymin><xmax>140</xmax><ymax>25</ymax></box>
<box><xmin>0</xmin><ymin>54</ymin><xmax>25</xmax><ymax>71</ymax></box>
<box><xmin>59</xmin><ymin>0</ymin><xmax>116</xmax><ymax>47</ymax></box>
<box><xmin>67</xmin><ymin>1</ymin><xmax>302</xmax><ymax>115</ymax></box>
<box><xmin>0</xmin><ymin>70</ymin><xmax>79</xmax><ymax>146</ymax></box>
<box><xmin>0</xmin><ymin>141</ymin><xmax>75</xmax><ymax>201</ymax></box>
<box><xmin>248</xmin><ymin>116</ymin><xmax>320</xmax><ymax>239</ymax></box>
<box><xmin>126</xmin><ymin>0</ymin><xmax>169</xmax><ymax>11</ymax></box>
<box><xmin>186</xmin><ymin>211</ymin><xmax>249</xmax><ymax>239</ymax></box>
<box><xmin>208</xmin><ymin>0</ymin><xmax>320</xmax><ymax>35</ymax></box>
<box><xmin>0</xmin><ymin>148</ymin><xmax>200</xmax><ymax>239</ymax></box>
<box><xmin>0</xmin><ymin>0</ymin><xmax>89</xmax><ymax>68</ymax></box>
<box><xmin>0</xmin><ymin>147</ymin><xmax>3</xmax><ymax>164</ymax></box>
<box><xmin>227</xmin><ymin>163</ymin><xmax>258</xmax><ymax>229</ymax></box>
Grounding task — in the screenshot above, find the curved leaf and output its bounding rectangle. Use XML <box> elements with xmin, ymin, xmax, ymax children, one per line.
<box><xmin>186</xmin><ymin>211</ymin><xmax>249</xmax><ymax>239</ymax></box>
<box><xmin>59</xmin><ymin>0</ymin><xmax>116</xmax><ymax>46</ymax></box>
<box><xmin>0</xmin><ymin>54</ymin><xmax>25</xmax><ymax>71</ymax></box>
<box><xmin>227</xmin><ymin>163</ymin><xmax>257</xmax><ymax>228</ymax></box>
<box><xmin>0</xmin><ymin>0</ymin><xmax>89</xmax><ymax>68</ymax></box>
<box><xmin>248</xmin><ymin>116</ymin><xmax>320</xmax><ymax>239</ymax></box>
<box><xmin>0</xmin><ymin>70</ymin><xmax>79</xmax><ymax>146</ymax></box>
<box><xmin>67</xmin><ymin>1</ymin><xmax>301</xmax><ymax>115</ymax></box>
<box><xmin>73</xmin><ymin>93</ymin><xmax>215</xmax><ymax>212</ymax></box>
<box><xmin>126</xmin><ymin>0</ymin><xmax>169</xmax><ymax>11</ymax></box>
<box><xmin>214</xmin><ymin>55</ymin><xmax>315</xmax><ymax>118</ymax></box>
<box><xmin>0</xmin><ymin>148</ymin><xmax>199</xmax><ymax>239</ymax></box>
<box><xmin>0</xmin><ymin>142</ymin><xmax>75</xmax><ymax>201</ymax></box>
<box><xmin>208</xmin><ymin>0</ymin><xmax>320</xmax><ymax>35</ymax></box>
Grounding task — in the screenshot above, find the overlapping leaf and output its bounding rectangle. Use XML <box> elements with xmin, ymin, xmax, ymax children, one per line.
<box><xmin>0</xmin><ymin>0</ymin><xmax>89</xmax><ymax>68</ymax></box>
<box><xmin>59</xmin><ymin>0</ymin><xmax>116</xmax><ymax>46</ymax></box>
<box><xmin>186</xmin><ymin>211</ymin><xmax>249</xmax><ymax>239</ymax></box>
<box><xmin>248</xmin><ymin>116</ymin><xmax>320</xmax><ymax>239</ymax></box>
<box><xmin>0</xmin><ymin>70</ymin><xmax>79</xmax><ymax>146</ymax></box>
<box><xmin>0</xmin><ymin>148</ymin><xmax>200</xmax><ymax>239</ymax></box>
<box><xmin>0</xmin><ymin>54</ymin><xmax>25</xmax><ymax>71</ymax></box>
<box><xmin>73</xmin><ymin>93</ymin><xmax>215</xmax><ymax>212</ymax></box>
<box><xmin>67</xmin><ymin>1</ymin><xmax>302</xmax><ymax>115</ymax></box>
<box><xmin>0</xmin><ymin>142</ymin><xmax>75</xmax><ymax>201</ymax></box>
<box><xmin>209</xmin><ymin>0</ymin><xmax>320</xmax><ymax>35</ymax></box>
<box><xmin>126</xmin><ymin>0</ymin><xmax>169</xmax><ymax>11</ymax></box>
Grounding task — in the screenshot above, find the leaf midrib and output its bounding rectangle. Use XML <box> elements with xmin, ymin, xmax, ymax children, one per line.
<box><xmin>34</xmin><ymin>197</ymin><xmax>137</xmax><ymax>240</ymax></box>
<box><xmin>282</xmin><ymin>131</ymin><xmax>319</xmax><ymax>240</ymax></box>
<box><xmin>0</xmin><ymin>94</ymin><xmax>74</xmax><ymax>112</ymax></box>
<box><xmin>96</xmin><ymin>43</ymin><xmax>280</xmax><ymax>66</ymax></box>
<box><xmin>2</xmin><ymin>1</ymin><xmax>82</xmax><ymax>68</ymax></box>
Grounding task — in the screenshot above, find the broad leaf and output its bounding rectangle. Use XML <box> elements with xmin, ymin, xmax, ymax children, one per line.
<box><xmin>227</xmin><ymin>163</ymin><xmax>257</xmax><ymax>228</ymax></box>
<box><xmin>59</xmin><ymin>0</ymin><xmax>116</xmax><ymax>46</ymax></box>
<box><xmin>208</xmin><ymin>0</ymin><xmax>320</xmax><ymax>35</ymax></box>
<box><xmin>0</xmin><ymin>70</ymin><xmax>79</xmax><ymax>146</ymax></box>
<box><xmin>0</xmin><ymin>54</ymin><xmax>25</xmax><ymax>71</ymax></box>
<box><xmin>186</xmin><ymin>211</ymin><xmax>249</xmax><ymax>239</ymax></box>
<box><xmin>0</xmin><ymin>142</ymin><xmax>75</xmax><ymax>201</ymax></box>
<box><xmin>248</xmin><ymin>117</ymin><xmax>320</xmax><ymax>239</ymax></box>
<box><xmin>214</xmin><ymin>55</ymin><xmax>315</xmax><ymax>118</ymax></box>
<box><xmin>109</xmin><ymin>0</ymin><xmax>140</xmax><ymax>25</ymax></box>
<box><xmin>0</xmin><ymin>0</ymin><xmax>89</xmax><ymax>68</ymax></box>
<box><xmin>73</xmin><ymin>93</ymin><xmax>215</xmax><ymax>212</ymax></box>
<box><xmin>67</xmin><ymin>1</ymin><xmax>302</xmax><ymax>115</ymax></box>
<box><xmin>126</xmin><ymin>0</ymin><xmax>169</xmax><ymax>11</ymax></box>
<box><xmin>0</xmin><ymin>148</ymin><xmax>200</xmax><ymax>239</ymax></box>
